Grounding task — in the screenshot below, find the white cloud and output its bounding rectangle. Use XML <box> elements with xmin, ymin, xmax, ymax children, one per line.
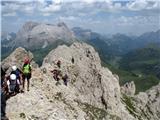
<box><xmin>81</xmin><ymin>0</ymin><xmax>97</xmax><ymax>4</ymax></box>
<box><xmin>113</xmin><ymin>15</ymin><xmax>158</xmax><ymax>27</ymax></box>
<box><xmin>2</xmin><ymin>0</ymin><xmax>159</xmax><ymax>35</ymax></box>
<box><xmin>2</xmin><ymin>3</ymin><xmax>20</xmax><ymax>12</ymax></box>
<box><xmin>41</xmin><ymin>4</ymin><xmax>61</xmax><ymax>12</ymax></box>
<box><xmin>127</xmin><ymin>0</ymin><xmax>148</xmax><ymax>11</ymax></box>
<box><xmin>3</xmin><ymin>12</ymin><xmax>17</xmax><ymax>17</ymax></box>
<box><xmin>127</xmin><ymin>0</ymin><xmax>160</xmax><ymax>11</ymax></box>
<box><xmin>59</xmin><ymin>16</ymin><xmax>77</xmax><ymax>21</ymax></box>
<box><xmin>53</xmin><ymin>0</ymin><xmax>62</xmax><ymax>4</ymax></box>
<box><xmin>2</xmin><ymin>2</ymin><xmax>36</xmax><ymax>16</ymax></box>
<box><xmin>38</xmin><ymin>0</ymin><xmax>62</xmax><ymax>14</ymax></box>
<box><xmin>37</xmin><ymin>0</ymin><xmax>45</xmax><ymax>4</ymax></box>
<box><xmin>23</xmin><ymin>4</ymin><xmax>35</xmax><ymax>14</ymax></box>
<box><xmin>42</xmin><ymin>13</ymin><xmax>51</xmax><ymax>16</ymax></box>
<box><xmin>114</xmin><ymin>3</ymin><xmax>122</xmax><ymax>9</ymax></box>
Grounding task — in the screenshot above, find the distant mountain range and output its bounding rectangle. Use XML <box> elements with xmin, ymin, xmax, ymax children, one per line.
<box><xmin>73</xmin><ymin>26</ymin><xmax>160</xmax><ymax>61</ymax></box>
<box><xmin>1</xmin><ymin>31</ymin><xmax>16</xmax><ymax>41</ymax></box>
<box><xmin>2</xmin><ymin>21</ymin><xmax>159</xmax><ymax>51</ymax></box>
<box><xmin>2</xmin><ymin>21</ymin><xmax>160</xmax><ymax>63</ymax></box>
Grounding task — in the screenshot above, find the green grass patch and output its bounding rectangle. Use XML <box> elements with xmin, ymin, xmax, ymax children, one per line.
<box><xmin>76</xmin><ymin>101</ymin><xmax>121</xmax><ymax>120</ymax></box>
<box><xmin>20</xmin><ymin>113</ymin><xmax>26</xmax><ymax>118</ymax></box>
<box><xmin>102</xmin><ymin>61</ymin><xmax>160</xmax><ymax>94</ymax></box>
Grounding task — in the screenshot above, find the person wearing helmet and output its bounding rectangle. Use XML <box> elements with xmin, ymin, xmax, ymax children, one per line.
<box><xmin>7</xmin><ymin>74</ymin><xmax>20</xmax><ymax>95</ymax></box>
<box><xmin>10</xmin><ymin>65</ymin><xmax>23</xmax><ymax>92</ymax></box>
<box><xmin>11</xmin><ymin>66</ymin><xmax>22</xmax><ymax>83</ymax></box>
<box><xmin>22</xmin><ymin>58</ymin><xmax>32</xmax><ymax>91</ymax></box>
<box><xmin>24</xmin><ymin>57</ymin><xmax>30</xmax><ymax>64</ymax></box>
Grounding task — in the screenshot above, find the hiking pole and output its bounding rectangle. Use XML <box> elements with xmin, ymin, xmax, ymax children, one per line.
<box><xmin>27</xmin><ymin>34</ymin><xmax>31</xmax><ymax>57</ymax></box>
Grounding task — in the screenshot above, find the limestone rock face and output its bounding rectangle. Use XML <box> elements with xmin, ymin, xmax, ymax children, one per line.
<box><xmin>121</xmin><ymin>83</ymin><xmax>160</xmax><ymax>120</ymax></box>
<box><xmin>121</xmin><ymin>81</ymin><xmax>136</xmax><ymax>96</ymax></box>
<box><xmin>1</xmin><ymin>47</ymin><xmax>38</xmax><ymax>75</ymax></box>
<box><xmin>3</xmin><ymin>42</ymin><xmax>160</xmax><ymax>120</ymax></box>
<box><xmin>42</xmin><ymin>42</ymin><xmax>134</xmax><ymax>119</ymax></box>
<box><xmin>3</xmin><ymin>42</ymin><xmax>133</xmax><ymax>120</ymax></box>
<box><xmin>133</xmin><ymin>83</ymin><xmax>160</xmax><ymax>120</ymax></box>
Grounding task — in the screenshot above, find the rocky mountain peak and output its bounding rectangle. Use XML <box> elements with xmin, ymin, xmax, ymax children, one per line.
<box><xmin>2</xmin><ymin>42</ymin><xmax>160</xmax><ymax>120</ymax></box>
<box><xmin>21</xmin><ymin>21</ymin><xmax>39</xmax><ymax>32</ymax></box>
<box><xmin>22</xmin><ymin>21</ymin><xmax>39</xmax><ymax>32</ymax></box>
<box><xmin>14</xmin><ymin>21</ymin><xmax>76</xmax><ymax>48</ymax></box>
<box><xmin>57</xmin><ymin>22</ymin><xmax>67</xmax><ymax>28</ymax></box>
<box><xmin>121</xmin><ymin>81</ymin><xmax>136</xmax><ymax>96</ymax></box>
<box><xmin>2</xmin><ymin>42</ymin><xmax>133</xmax><ymax>120</ymax></box>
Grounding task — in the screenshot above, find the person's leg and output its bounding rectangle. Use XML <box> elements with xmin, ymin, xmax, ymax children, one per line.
<box><xmin>1</xmin><ymin>92</ymin><xmax>6</xmax><ymax>117</ymax></box>
<box><xmin>22</xmin><ymin>75</ymin><xmax>25</xmax><ymax>91</ymax></box>
<box><xmin>27</xmin><ymin>79</ymin><xmax>30</xmax><ymax>91</ymax></box>
<box><xmin>1</xmin><ymin>103</ymin><xmax>6</xmax><ymax>117</ymax></box>
<box><xmin>64</xmin><ymin>79</ymin><xmax>67</xmax><ymax>86</ymax></box>
<box><xmin>15</xmin><ymin>84</ymin><xmax>20</xmax><ymax>93</ymax></box>
<box><xmin>27</xmin><ymin>73</ymin><xmax>31</xmax><ymax>91</ymax></box>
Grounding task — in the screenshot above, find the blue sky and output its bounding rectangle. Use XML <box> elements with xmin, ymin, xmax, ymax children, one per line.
<box><xmin>1</xmin><ymin>0</ymin><xmax>160</xmax><ymax>35</ymax></box>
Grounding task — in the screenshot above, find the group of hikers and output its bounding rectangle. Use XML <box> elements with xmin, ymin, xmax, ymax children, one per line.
<box><xmin>1</xmin><ymin>58</ymin><xmax>32</xmax><ymax>120</ymax></box>
<box><xmin>1</xmin><ymin>58</ymin><xmax>70</xmax><ymax>119</ymax></box>
<box><xmin>50</xmin><ymin>60</ymin><xmax>69</xmax><ymax>86</ymax></box>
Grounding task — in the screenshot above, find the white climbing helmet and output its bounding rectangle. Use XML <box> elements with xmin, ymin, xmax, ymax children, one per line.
<box><xmin>10</xmin><ymin>74</ymin><xmax>16</xmax><ymax>80</ymax></box>
<box><xmin>12</xmin><ymin>65</ymin><xmax>17</xmax><ymax>71</ymax></box>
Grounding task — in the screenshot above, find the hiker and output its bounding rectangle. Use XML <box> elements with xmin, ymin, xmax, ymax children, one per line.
<box><xmin>57</xmin><ymin>60</ymin><xmax>61</xmax><ymax>68</ymax></box>
<box><xmin>62</xmin><ymin>74</ymin><xmax>68</xmax><ymax>86</ymax></box>
<box><xmin>51</xmin><ymin>69</ymin><xmax>60</xmax><ymax>81</ymax></box>
<box><xmin>50</xmin><ymin>69</ymin><xmax>62</xmax><ymax>85</ymax></box>
<box><xmin>22</xmin><ymin>58</ymin><xmax>32</xmax><ymax>91</ymax></box>
<box><xmin>71</xmin><ymin>57</ymin><xmax>74</xmax><ymax>64</ymax></box>
<box><xmin>7</xmin><ymin>74</ymin><xmax>20</xmax><ymax>95</ymax></box>
<box><xmin>10</xmin><ymin>65</ymin><xmax>23</xmax><ymax>91</ymax></box>
<box><xmin>11</xmin><ymin>65</ymin><xmax>22</xmax><ymax>81</ymax></box>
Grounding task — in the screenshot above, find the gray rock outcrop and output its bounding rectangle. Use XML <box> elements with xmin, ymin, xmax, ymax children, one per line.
<box><xmin>133</xmin><ymin>83</ymin><xmax>160</xmax><ymax>120</ymax></box>
<box><xmin>121</xmin><ymin>81</ymin><xmax>136</xmax><ymax>96</ymax></box>
<box><xmin>2</xmin><ymin>42</ymin><xmax>160</xmax><ymax>120</ymax></box>
<box><xmin>1</xmin><ymin>47</ymin><xmax>38</xmax><ymax>75</ymax></box>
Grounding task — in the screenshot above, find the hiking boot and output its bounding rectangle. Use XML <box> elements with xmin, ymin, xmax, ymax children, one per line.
<box><xmin>20</xmin><ymin>90</ymin><xmax>24</xmax><ymax>93</ymax></box>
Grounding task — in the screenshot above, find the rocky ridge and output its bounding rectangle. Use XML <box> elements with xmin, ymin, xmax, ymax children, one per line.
<box><xmin>2</xmin><ymin>42</ymin><xmax>160</xmax><ymax>120</ymax></box>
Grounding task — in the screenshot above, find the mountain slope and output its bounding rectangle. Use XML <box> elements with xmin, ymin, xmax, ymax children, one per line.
<box><xmin>2</xmin><ymin>42</ymin><xmax>160</xmax><ymax>120</ymax></box>
<box><xmin>3</xmin><ymin>42</ymin><xmax>135</xmax><ymax>120</ymax></box>
<box><xmin>119</xmin><ymin>44</ymin><xmax>160</xmax><ymax>77</ymax></box>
